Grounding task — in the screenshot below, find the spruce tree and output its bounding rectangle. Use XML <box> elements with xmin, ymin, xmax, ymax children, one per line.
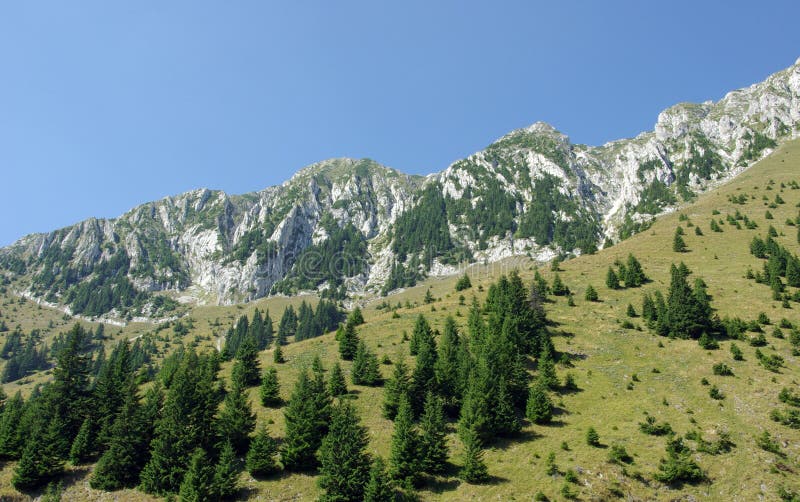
<box><xmin>50</xmin><ymin>323</ymin><xmax>93</xmax><ymax>458</ymax></box>
<box><xmin>382</xmin><ymin>358</ymin><xmax>410</xmax><ymax>420</ymax></box>
<box><xmin>409</xmin><ymin>327</ymin><xmax>437</xmax><ymax>417</ymax></box>
<box><xmin>259</xmin><ymin>366</ymin><xmax>282</xmax><ymax>407</ymax></box>
<box><xmin>526</xmin><ymin>378</ymin><xmax>554</xmax><ymax>424</ymax></box>
<box><xmin>339</xmin><ymin>322</ymin><xmax>360</xmax><ymax>361</ymax></box>
<box><xmin>352</xmin><ymin>341</ymin><xmax>381</xmax><ymax>386</ymax></box>
<box><xmin>537</xmin><ymin>344</ymin><xmax>559</xmax><ymax>390</ymax></box>
<box><xmin>277</xmin><ymin>305</ymin><xmax>297</xmax><ymax>344</ymax></box>
<box><xmin>217</xmin><ymin>379</ymin><xmax>256</xmax><ymax>456</ymax></box>
<box><xmin>12</xmin><ymin>414</ymin><xmax>65</xmax><ymax>490</ymax></box>
<box><xmin>419</xmin><ymin>392</ymin><xmax>448</xmax><ymax>474</ymax></box>
<box><xmin>625</xmin><ymin>254</ymin><xmax>647</xmax><ymax>287</ymax></box>
<box><xmin>409</xmin><ymin>314</ymin><xmax>432</xmax><ymax>356</ymax></box>
<box><xmin>584</xmin><ymin>284</ymin><xmax>599</xmax><ymax>302</ymax></box>
<box><xmin>550</xmin><ymin>273</ymin><xmax>569</xmax><ymax>296</ymax></box>
<box><xmin>586</xmin><ymin>427</ymin><xmax>601</xmax><ymax>447</ymax></box>
<box><xmin>90</xmin><ymin>379</ymin><xmax>147</xmax><ymax>490</ymax></box>
<box><xmin>246</xmin><ymin>424</ymin><xmax>278</xmax><ymax>478</ymax></box>
<box><xmin>492</xmin><ymin>379</ymin><xmax>521</xmax><ymax>436</ymax></box>
<box><xmin>69</xmin><ymin>416</ymin><xmax>94</xmax><ymax>464</ymax></box>
<box><xmin>459</xmin><ymin>424</ymin><xmax>488</xmax><ymax>484</ymax></box>
<box><xmin>211</xmin><ymin>441</ymin><xmax>239</xmax><ymax>500</ymax></box>
<box><xmin>273</xmin><ymin>344</ymin><xmax>285</xmax><ymax>364</ymax></box>
<box><xmin>673</xmin><ymin>230</ymin><xmax>688</xmax><ymax>252</ymax></box>
<box><xmin>281</xmin><ymin>370</ymin><xmax>331</xmax><ymax>471</ymax></box>
<box><xmin>328</xmin><ymin>361</ymin><xmax>348</xmax><ymax>397</ymax></box>
<box><xmin>0</xmin><ymin>391</ymin><xmax>24</xmax><ymax>459</ymax></box>
<box><xmin>364</xmin><ymin>456</ymin><xmax>394</xmax><ymax>502</ymax></box>
<box><xmin>178</xmin><ymin>448</ymin><xmax>214</xmax><ymax>502</ymax></box>
<box><xmin>389</xmin><ymin>396</ymin><xmax>420</xmax><ymax>486</ymax></box>
<box><xmin>434</xmin><ymin>316</ymin><xmax>463</xmax><ymax>413</ymax></box>
<box><xmin>318</xmin><ymin>401</ymin><xmax>372</xmax><ymax>502</ymax></box>
<box><xmin>92</xmin><ymin>340</ymin><xmax>132</xmax><ymax>451</ymax></box>
<box><xmin>234</xmin><ymin>336</ymin><xmax>260</xmax><ymax>387</ymax></box>
<box><xmin>348</xmin><ymin>306</ymin><xmax>365</xmax><ymax>326</ymax></box>
<box><xmin>606</xmin><ymin>267</ymin><xmax>620</xmax><ymax>289</ymax></box>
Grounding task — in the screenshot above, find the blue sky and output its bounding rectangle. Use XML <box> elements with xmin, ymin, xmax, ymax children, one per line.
<box><xmin>1</xmin><ymin>1</ymin><xmax>799</xmax><ymax>246</ymax></box>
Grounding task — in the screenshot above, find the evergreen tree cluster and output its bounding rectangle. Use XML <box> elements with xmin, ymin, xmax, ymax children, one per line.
<box><xmin>749</xmin><ymin>234</ymin><xmax>800</xmax><ymax>297</ymax></box>
<box><xmin>0</xmin><ymin>327</ymin><xmax>49</xmax><ymax>382</ymax></box>
<box><xmin>221</xmin><ymin>308</ymin><xmax>274</xmax><ymax>358</ymax></box>
<box><xmin>641</xmin><ymin>262</ymin><xmax>714</xmax><ymax>339</ymax></box>
<box><xmin>606</xmin><ymin>254</ymin><xmax>647</xmax><ymax>290</ymax></box>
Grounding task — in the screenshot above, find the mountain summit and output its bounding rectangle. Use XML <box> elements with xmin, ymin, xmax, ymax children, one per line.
<box><xmin>1</xmin><ymin>59</ymin><xmax>798</xmax><ymax>319</ymax></box>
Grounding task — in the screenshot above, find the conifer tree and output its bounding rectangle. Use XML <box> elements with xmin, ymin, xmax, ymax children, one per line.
<box><xmin>389</xmin><ymin>396</ymin><xmax>420</xmax><ymax>486</ymax></box>
<box><xmin>606</xmin><ymin>267</ymin><xmax>620</xmax><ymax>289</ymax></box>
<box><xmin>348</xmin><ymin>306</ymin><xmax>365</xmax><ymax>326</ymax></box>
<box><xmin>673</xmin><ymin>230</ymin><xmax>688</xmax><ymax>252</ymax></box>
<box><xmin>90</xmin><ymin>378</ymin><xmax>148</xmax><ymax>490</ymax></box>
<box><xmin>217</xmin><ymin>379</ymin><xmax>256</xmax><ymax>456</ymax></box>
<box><xmin>328</xmin><ymin>361</ymin><xmax>348</xmax><ymax>397</ymax></box>
<box><xmin>654</xmin><ymin>437</ymin><xmax>705</xmax><ymax>485</ymax></box>
<box><xmin>339</xmin><ymin>322</ymin><xmax>360</xmax><ymax>361</ymax></box>
<box><xmin>409</xmin><ymin>314</ymin><xmax>432</xmax><ymax>356</ymax></box>
<box><xmin>492</xmin><ymin>379</ymin><xmax>521</xmax><ymax>437</ymax></box>
<box><xmin>459</xmin><ymin>425</ymin><xmax>488</xmax><ymax>484</ymax></box>
<box><xmin>50</xmin><ymin>323</ymin><xmax>93</xmax><ymax>458</ymax></box>
<box><xmin>364</xmin><ymin>456</ymin><xmax>394</xmax><ymax>502</ymax></box>
<box><xmin>281</xmin><ymin>370</ymin><xmax>331</xmax><ymax>471</ymax></box>
<box><xmin>246</xmin><ymin>424</ymin><xmax>278</xmax><ymax>478</ymax></box>
<box><xmin>234</xmin><ymin>336</ymin><xmax>260</xmax><ymax>387</ymax></box>
<box><xmin>584</xmin><ymin>284</ymin><xmax>599</xmax><ymax>302</ymax></box>
<box><xmin>277</xmin><ymin>305</ymin><xmax>297</xmax><ymax>344</ymax></box>
<box><xmin>318</xmin><ymin>401</ymin><xmax>372</xmax><ymax>502</ymax></box>
<box><xmin>352</xmin><ymin>341</ymin><xmax>381</xmax><ymax>386</ymax></box>
<box><xmin>409</xmin><ymin>327</ymin><xmax>438</xmax><ymax>417</ymax></box>
<box><xmin>434</xmin><ymin>316</ymin><xmax>463</xmax><ymax>413</ymax></box>
<box><xmin>550</xmin><ymin>273</ymin><xmax>569</xmax><ymax>296</ymax></box>
<box><xmin>624</xmin><ymin>254</ymin><xmax>647</xmax><ymax>287</ymax></box>
<box><xmin>0</xmin><ymin>391</ymin><xmax>24</xmax><ymax>459</ymax></box>
<box><xmin>537</xmin><ymin>344</ymin><xmax>559</xmax><ymax>390</ymax></box>
<box><xmin>273</xmin><ymin>344</ymin><xmax>285</xmax><ymax>363</ymax></box>
<box><xmin>92</xmin><ymin>340</ymin><xmax>132</xmax><ymax>451</ymax></box>
<box><xmin>178</xmin><ymin>448</ymin><xmax>214</xmax><ymax>502</ymax></box>
<box><xmin>458</xmin><ymin>358</ymin><xmax>492</xmax><ymax>442</ymax></box>
<box><xmin>382</xmin><ymin>358</ymin><xmax>410</xmax><ymax>420</ymax></box>
<box><xmin>259</xmin><ymin>367</ymin><xmax>282</xmax><ymax>407</ymax></box>
<box><xmin>526</xmin><ymin>378</ymin><xmax>554</xmax><ymax>424</ymax></box>
<box><xmin>787</xmin><ymin>258</ymin><xmax>800</xmax><ymax>287</ymax></box>
<box><xmin>211</xmin><ymin>441</ymin><xmax>239</xmax><ymax>500</ymax></box>
<box><xmin>586</xmin><ymin>427</ymin><xmax>601</xmax><ymax>447</ymax></box>
<box><xmin>12</xmin><ymin>414</ymin><xmax>65</xmax><ymax>490</ymax></box>
<box><xmin>69</xmin><ymin>416</ymin><xmax>94</xmax><ymax>464</ymax></box>
<box><xmin>419</xmin><ymin>392</ymin><xmax>448</xmax><ymax>474</ymax></box>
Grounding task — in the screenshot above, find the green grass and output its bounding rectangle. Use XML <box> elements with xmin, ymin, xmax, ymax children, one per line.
<box><xmin>2</xmin><ymin>140</ymin><xmax>800</xmax><ymax>500</ymax></box>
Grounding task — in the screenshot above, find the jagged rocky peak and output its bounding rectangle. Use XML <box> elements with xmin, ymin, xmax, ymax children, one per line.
<box><xmin>2</xmin><ymin>57</ymin><xmax>800</xmax><ymax>319</ymax></box>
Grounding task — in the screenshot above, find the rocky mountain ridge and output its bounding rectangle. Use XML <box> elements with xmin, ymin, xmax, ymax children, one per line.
<box><xmin>2</xmin><ymin>59</ymin><xmax>799</xmax><ymax>318</ymax></box>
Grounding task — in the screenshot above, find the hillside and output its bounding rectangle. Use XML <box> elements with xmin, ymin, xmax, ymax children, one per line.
<box><xmin>1</xmin><ymin>59</ymin><xmax>798</xmax><ymax>320</ymax></box>
<box><xmin>1</xmin><ymin>139</ymin><xmax>799</xmax><ymax>501</ymax></box>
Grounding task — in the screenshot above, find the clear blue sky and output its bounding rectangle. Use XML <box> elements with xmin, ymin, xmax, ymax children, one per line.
<box><xmin>2</xmin><ymin>1</ymin><xmax>799</xmax><ymax>246</ymax></box>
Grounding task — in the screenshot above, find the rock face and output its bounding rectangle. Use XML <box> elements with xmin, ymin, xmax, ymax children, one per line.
<box><xmin>2</xmin><ymin>59</ymin><xmax>799</xmax><ymax>311</ymax></box>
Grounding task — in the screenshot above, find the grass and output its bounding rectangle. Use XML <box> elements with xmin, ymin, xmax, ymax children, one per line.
<box><xmin>2</xmin><ymin>140</ymin><xmax>800</xmax><ymax>500</ymax></box>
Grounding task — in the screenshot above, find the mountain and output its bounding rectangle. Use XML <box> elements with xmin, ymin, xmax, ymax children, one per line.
<box><xmin>1</xmin><ymin>59</ymin><xmax>799</xmax><ymax>319</ymax></box>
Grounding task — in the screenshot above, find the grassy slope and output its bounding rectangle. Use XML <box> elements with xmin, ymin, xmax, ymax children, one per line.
<box><xmin>2</xmin><ymin>141</ymin><xmax>800</xmax><ymax>500</ymax></box>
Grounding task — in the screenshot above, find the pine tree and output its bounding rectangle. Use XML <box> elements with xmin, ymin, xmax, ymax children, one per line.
<box><xmin>352</xmin><ymin>341</ymin><xmax>381</xmax><ymax>386</ymax></box>
<box><xmin>586</xmin><ymin>427</ymin><xmax>601</xmax><ymax>447</ymax></box>
<box><xmin>92</xmin><ymin>340</ymin><xmax>132</xmax><ymax>451</ymax></box>
<box><xmin>259</xmin><ymin>367</ymin><xmax>282</xmax><ymax>407</ymax></box>
<box><xmin>389</xmin><ymin>396</ymin><xmax>420</xmax><ymax>486</ymax></box>
<box><xmin>246</xmin><ymin>424</ymin><xmax>278</xmax><ymax>478</ymax></box>
<box><xmin>234</xmin><ymin>336</ymin><xmax>260</xmax><ymax>387</ymax></box>
<box><xmin>281</xmin><ymin>370</ymin><xmax>331</xmax><ymax>471</ymax></box>
<box><xmin>178</xmin><ymin>448</ymin><xmax>214</xmax><ymax>502</ymax></box>
<box><xmin>626</xmin><ymin>303</ymin><xmax>637</xmax><ymax>317</ymax></box>
<box><xmin>328</xmin><ymin>361</ymin><xmax>348</xmax><ymax>397</ymax></box>
<box><xmin>459</xmin><ymin>424</ymin><xmax>488</xmax><ymax>484</ymax></box>
<box><xmin>364</xmin><ymin>456</ymin><xmax>394</xmax><ymax>502</ymax></box>
<box><xmin>409</xmin><ymin>327</ymin><xmax>437</xmax><ymax>417</ymax></box>
<box><xmin>787</xmin><ymin>258</ymin><xmax>800</xmax><ymax>287</ymax></box>
<box><xmin>339</xmin><ymin>322</ymin><xmax>360</xmax><ymax>361</ymax></box>
<box><xmin>211</xmin><ymin>441</ymin><xmax>239</xmax><ymax>500</ymax></box>
<box><xmin>654</xmin><ymin>437</ymin><xmax>705</xmax><ymax>485</ymax></box>
<box><xmin>455</xmin><ymin>272</ymin><xmax>472</xmax><ymax>291</ymax></box>
<box><xmin>217</xmin><ymin>379</ymin><xmax>256</xmax><ymax>456</ymax></box>
<box><xmin>419</xmin><ymin>392</ymin><xmax>448</xmax><ymax>474</ymax></box>
<box><xmin>382</xmin><ymin>358</ymin><xmax>410</xmax><ymax>420</ymax></box>
<box><xmin>584</xmin><ymin>284</ymin><xmax>599</xmax><ymax>302</ymax></box>
<box><xmin>492</xmin><ymin>379</ymin><xmax>521</xmax><ymax>436</ymax></box>
<box><xmin>606</xmin><ymin>267</ymin><xmax>620</xmax><ymax>289</ymax></box>
<box><xmin>348</xmin><ymin>306</ymin><xmax>365</xmax><ymax>326</ymax></box>
<box><xmin>277</xmin><ymin>305</ymin><xmax>297</xmax><ymax>344</ymax></box>
<box><xmin>624</xmin><ymin>254</ymin><xmax>647</xmax><ymax>287</ymax></box>
<box><xmin>318</xmin><ymin>401</ymin><xmax>372</xmax><ymax>502</ymax></box>
<box><xmin>526</xmin><ymin>378</ymin><xmax>553</xmax><ymax>424</ymax></box>
<box><xmin>69</xmin><ymin>416</ymin><xmax>94</xmax><ymax>464</ymax></box>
